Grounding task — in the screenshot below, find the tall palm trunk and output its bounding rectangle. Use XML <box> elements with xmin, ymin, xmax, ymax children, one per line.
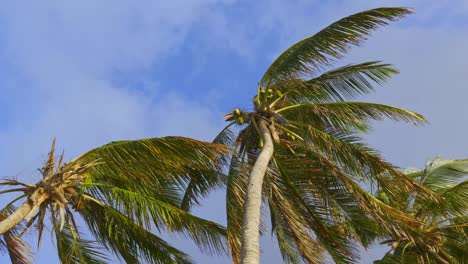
<box><xmin>240</xmin><ymin>119</ymin><xmax>274</xmax><ymax>264</ymax></box>
<box><xmin>0</xmin><ymin>200</ymin><xmax>33</xmax><ymax>235</ymax></box>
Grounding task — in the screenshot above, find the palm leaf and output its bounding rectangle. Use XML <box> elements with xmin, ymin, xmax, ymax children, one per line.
<box><xmin>268</xmin><ymin>185</ymin><xmax>324</xmax><ymax>264</ymax></box>
<box><xmin>260</xmin><ymin>7</ymin><xmax>412</xmax><ymax>85</ymax></box>
<box><xmin>419</xmin><ymin>158</ymin><xmax>468</xmax><ymax>192</ymax></box>
<box><xmin>52</xmin><ymin>217</ymin><xmax>106</xmax><ymax>264</ymax></box>
<box><xmin>81</xmin><ymin>184</ymin><xmax>227</xmax><ymax>255</ymax></box>
<box><xmin>270</xmin><ymin>157</ymin><xmax>360</xmax><ymax>263</ymax></box>
<box><xmin>274</xmin><ymin>62</ymin><xmax>398</xmax><ymax>102</ymax></box>
<box><xmin>69</xmin><ymin>136</ymin><xmax>228</xmax><ymax>193</ymax></box>
<box><xmin>278</xmin><ymin>102</ymin><xmax>426</xmax><ymax>131</ymax></box>
<box><xmin>79</xmin><ymin>199</ymin><xmax>193</xmax><ymax>264</ymax></box>
<box><xmin>225</xmin><ymin>153</ymin><xmax>250</xmax><ymax>264</ymax></box>
<box><xmin>70</xmin><ymin>136</ymin><xmax>228</xmax><ymax>220</ymax></box>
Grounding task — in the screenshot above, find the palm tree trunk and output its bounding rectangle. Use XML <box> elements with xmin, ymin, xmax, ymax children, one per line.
<box><xmin>240</xmin><ymin>118</ymin><xmax>274</xmax><ymax>264</ymax></box>
<box><xmin>0</xmin><ymin>200</ymin><xmax>33</xmax><ymax>235</ymax></box>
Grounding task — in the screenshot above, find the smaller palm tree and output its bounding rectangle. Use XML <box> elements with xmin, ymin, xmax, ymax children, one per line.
<box><xmin>376</xmin><ymin>158</ymin><xmax>468</xmax><ymax>264</ymax></box>
<box><xmin>0</xmin><ymin>137</ymin><xmax>229</xmax><ymax>263</ymax></box>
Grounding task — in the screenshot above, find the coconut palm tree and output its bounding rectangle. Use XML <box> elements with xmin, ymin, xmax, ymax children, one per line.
<box><xmin>202</xmin><ymin>7</ymin><xmax>439</xmax><ymax>264</ymax></box>
<box><xmin>376</xmin><ymin>158</ymin><xmax>468</xmax><ymax>264</ymax></box>
<box><xmin>0</xmin><ymin>136</ymin><xmax>229</xmax><ymax>263</ymax></box>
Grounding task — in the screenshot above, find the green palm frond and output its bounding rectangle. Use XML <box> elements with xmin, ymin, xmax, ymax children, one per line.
<box><xmin>279</xmin><ymin>102</ymin><xmax>426</xmax><ymax>126</ymax></box>
<box><xmin>213</xmin><ymin>123</ymin><xmax>237</xmax><ymax>146</ymax></box>
<box><xmin>409</xmin><ymin>158</ymin><xmax>468</xmax><ymax>192</ymax></box>
<box><xmin>79</xmin><ymin>199</ymin><xmax>193</xmax><ymax>264</ymax></box>
<box><xmin>284</xmin><ymin>124</ymin><xmax>434</xmax><ymax>203</ymax></box>
<box><xmin>260</xmin><ymin>7</ymin><xmax>412</xmax><ymax>85</ymax></box>
<box><xmin>71</xmin><ymin>136</ymin><xmax>228</xmax><ymax>217</ymax></box>
<box><xmin>52</xmin><ymin>217</ymin><xmax>106</xmax><ymax>264</ymax></box>
<box><xmin>180</xmin><ymin>124</ymin><xmax>236</xmax><ymax>212</ymax></box>
<box><xmin>225</xmin><ymin>153</ymin><xmax>250</xmax><ymax>264</ymax></box>
<box><xmin>81</xmin><ymin>184</ymin><xmax>227</xmax><ymax>255</ymax></box>
<box><xmin>268</xmin><ymin>158</ymin><xmax>359</xmax><ymax>264</ymax></box>
<box><xmin>274</xmin><ymin>149</ymin><xmax>381</xmax><ymax>248</ymax></box>
<box><xmin>69</xmin><ymin>137</ymin><xmax>228</xmax><ymax>193</ymax></box>
<box><xmin>180</xmin><ymin>168</ymin><xmax>226</xmax><ymax>212</ymax></box>
<box><xmin>272</xmin><ymin>62</ymin><xmax>398</xmax><ymax>102</ymax></box>
<box><xmin>375</xmin><ymin>158</ymin><xmax>468</xmax><ymax>263</ymax></box>
<box><xmin>268</xmin><ymin>186</ymin><xmax>324</xmax><ymax>264</ymax></box>
<box><xmin>291</xmin><ymin>144</ymin><xmax>426</xmax><ymax>235</ymax></box>
<box><xmin>420</xmin><ymin>181</ymin><xmax>467</xmax><ymax>220</ymax></box>
<box><xmin>268</xmin><ymin>202</ymin><xmax>302</xmax><ymax>264</ymax></box>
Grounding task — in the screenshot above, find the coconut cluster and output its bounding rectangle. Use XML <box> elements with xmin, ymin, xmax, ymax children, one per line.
<box><xmin>253</xmin><ymin>88</ymin><xmax>283</xmax><ymax>110</ymax></box>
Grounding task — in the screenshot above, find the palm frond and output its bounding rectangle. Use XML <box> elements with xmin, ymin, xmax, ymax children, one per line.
<box><xmin>286</xmin><ymin>123</ymin><xmax>434</xmax><ymax>203</ymax></box>
<box><xmin>294</xmin><ymin>144</ymin><xmax>428</xmax><ymax>237</ymax></box>
<box><xmin>70</xmin><ymin>136</ymin><xmax>228</xmax><ymax>216</ymax></box>
<box><xmin>375</xmin><ymin>158</ymin><xmax>468</xmax><ymax>263</ymax></box>
<box><xmin>82</xmin><ymin>184</ymin><xmax>227</xmax><ymax>255</ymax></box>
<box><xmin>79</xmin><ymin>199</ymin><xmax>193</xmax><ymax>264</ymax></box>
<box><xmin>180</xmin><ymin>124</ymin><xmax>236</xmax><ymax>211</ymax></box>
<box><xmin>69</xmin><ymin>136</ymin><xmax>228</xmax><ymax>192</ymax></box>
<box><xmin>225</xmin><ymin>153</ymin><xmax>250</xmax><ymax>264</ymax></box>
<box><xmin>0</xmin><ymin>206</ymin><xmax>33</xmax><ymax>264</ymax></box>
<box><xmin>419</xmin><ymin>158</ymin><xmax>468</xmax><ymax>192</ymax></box>
<box><xmin>268</xmin><ymin>201</ymin><xmax>302</xmax><ymax>264</ymax></box>
<box><xmin>260</xmin><ymin>7</ymin><xmax>412</xmax><ymax>85</ymax></box>
<box><xmin>213</xmin><ymin>122</ymin><xmax>236</xmax><ymax>146</ymax></box>
<box><xmin>268</xmin><ymin>184</ymin><xmax>324</xmax><ymax>264</ymax></box>
<box><xmin>421</xmin><ymin>181</ymin><xmax>467</xmax><ymax>219</ymax></box>
<box><xmin>270</xmin><ymin>157</ymin><xmax>360</xmax><ymax>263</ymax></box>
<box><xmin>51</xmin><ymin>211</ymin><xmax>106</xmax><ymax>264</ymax></box>
<box><xmin>278</xmin><ymin>102</ymin><xmax>426</xmax><ymax>127</ymax></box>
<box><xmin>275</xmin><ymin>62</ymin><xmax>398</xmax><ymax>102</ymax></box>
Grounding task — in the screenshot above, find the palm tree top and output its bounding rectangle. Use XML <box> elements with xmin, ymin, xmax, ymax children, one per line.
<box><xmin>1</xmin><ymin>136</ymin><xmax>230</xmax><ymax>263</ymax></box>
<box><xmin>214</xmin><ymin>7</ymin><xmax>441</xmax><ymax>264</ymax></box>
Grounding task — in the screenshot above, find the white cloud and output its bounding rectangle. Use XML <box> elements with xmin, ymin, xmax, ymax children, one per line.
<box><xmin>0</xmin><ymin>0</ymin><xmax>232</xmax><ymax>173</ymax></box>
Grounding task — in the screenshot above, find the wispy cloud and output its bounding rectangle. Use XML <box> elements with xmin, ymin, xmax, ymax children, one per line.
<box><xmin>0</xmin><ymin>1</ymin><xmax>234</xmax><ymax>173</ymax></box>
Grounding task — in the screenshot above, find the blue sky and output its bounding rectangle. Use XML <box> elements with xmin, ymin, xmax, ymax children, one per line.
<box><xmin>1</xmin><ymin>0</ymin><xmax>467</xmax><ymax>263</ymax></box>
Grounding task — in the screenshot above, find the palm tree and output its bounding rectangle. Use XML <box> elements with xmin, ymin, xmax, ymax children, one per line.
<box><xmin>207</xmin><ymin>7</ymin><xmax>439</xmax><ymax>264</ymax></box>
<box><xmin>0</xmin><ymin>136</ymin><xmax>229</xmax><ymax>263</ymax></box>
<box><xmin>376</xmin><ymin>158</ymin><xmax>468</xmax><ymax>264</ymax></box>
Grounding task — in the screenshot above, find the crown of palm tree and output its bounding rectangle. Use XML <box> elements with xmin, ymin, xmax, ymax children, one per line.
<box><xmin>0</xmin><ymin>137</ymin><xmax>229</xmax><ymax>263</ymax></box>
<box><xmin>193</xmin><ymin>7</ymin><xmax>439</xmax><ymax>264</ymax></box>
<box><xmin>376</xmin><ymin>158</ymin><xmax>468</xmax><ymax>264</ymax></box>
